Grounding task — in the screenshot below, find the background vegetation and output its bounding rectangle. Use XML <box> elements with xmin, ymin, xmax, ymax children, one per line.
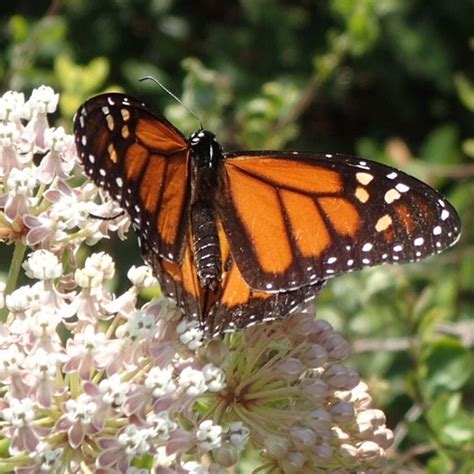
<box><xmin>1</xmin><ymin>1</ymin><xmax>473</xmax><ymax>472</ymax></box>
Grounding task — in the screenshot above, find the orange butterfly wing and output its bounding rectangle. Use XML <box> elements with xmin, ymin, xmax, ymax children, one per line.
<box><xmin>150</xmin><ymin>220</ymin><xmax>324</xmax><ymax>336</ymax></box>
<box><xmin>74</xmin><ymin>93</ymin><xmax>190</xmax><ymax>262</ymax></box>
<box><xmin>75</xmin><ymin>94</ymin><xmax>461</xmax><ymax>337</ymax></box>
<box><xmin>217</xmin><ymin>152</ymin><xmax>461</xmax><ymax>291</ymax></box>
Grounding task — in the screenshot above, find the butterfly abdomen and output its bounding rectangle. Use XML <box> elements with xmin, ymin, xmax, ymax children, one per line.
<box><xmin>191</xmin><ymin>205</ymin><xmax>221</xmax><ymax>290</ymax></box>
<box><xmin>189</xmin><ymin>130</ymin><xmax>225</xmax><ymax>291</ymax></box>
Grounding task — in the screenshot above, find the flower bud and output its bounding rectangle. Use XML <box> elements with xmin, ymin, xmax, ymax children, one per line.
<box><xmin>301</xmin><ymin>379</ymin><xmax>329</xmax><ymax>400</ymax></box>
<box><xmin>372</xmin><ymin>425</ymin><xmax>394</xmax><ymax>449</ymax></box>
<box><xmin>339</xmin><ymin>443</ymin><xmax>358</xmax><ymax>466</ymax></box>
<box><xmin>314</xmin><ymin>442</ymin><xmax>332</xmax><ymax>459</ymax></box>
<box><xmin>308</xmin><ymin>320</ymin><xmax>334</xmax><ymax>343</ymax></box>
<box><xmin>213</xmin><ymin>442</ymin><xmax>239</xmax><ymax>467</ymax></box>
<box><xmin>301</xmin><ymin>344</ymin><xmax>328</xmax><ymax>368</ymax></box>
<box><xmin>323</xmin><ymin>333</ymin><xmax>351</xmax><ymax>361</ymax></box>
<box><xmin>358</xmin><ymin>440</ymin><xmax>385</xmax><ymax>466</ymax></box>
<box><xmin>275</xmin><ymin>358</ymin><xmax>305</xmax><ymax>381</ymax></box>
<box><xmin>203</xmin><ymin>338</ymin><xmax>229</xmax><ymax>367</ymax></box>
<box><xmin>323</xmin><ymin>365</ymin><xmax>359</xmax><ymax>390</ymax></box>
<box><xmin>263</xmin><ymin>435</ymin><xmax>290</xmax><ymax>459</ymax></box>
<box><xmin>279</xmin><ymin>451</ymin><xmax>305</xmax><ymax>473</ymax></box>
<box><xmin>330</xmin><ymin>401</ymin><xmax>355</xmax><ymax>424</ymax></box>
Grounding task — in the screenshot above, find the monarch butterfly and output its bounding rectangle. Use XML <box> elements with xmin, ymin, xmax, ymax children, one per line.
<box><xmin>74</xmin><ymin>93</ymin><xmax>461</xmax><ymax>337</ymax></box>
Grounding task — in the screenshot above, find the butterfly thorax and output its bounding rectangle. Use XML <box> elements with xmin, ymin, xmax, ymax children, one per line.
<box><xmin>189</xmin><ymin>130</ymin><xmax>224</xmax><ymax>291</ymax></box>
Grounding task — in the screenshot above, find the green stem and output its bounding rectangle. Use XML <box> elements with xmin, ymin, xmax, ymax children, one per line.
<box><xmin>0</xmin><ymin>241</ymin><xmax>27</xmax><ymax>322</ymax></box>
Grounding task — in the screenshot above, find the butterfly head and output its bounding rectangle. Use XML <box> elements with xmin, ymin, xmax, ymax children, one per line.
<box><xmin>189</xmin><ymin>130</ymin><xmax>223</xmax><ymax>170</ymax></box>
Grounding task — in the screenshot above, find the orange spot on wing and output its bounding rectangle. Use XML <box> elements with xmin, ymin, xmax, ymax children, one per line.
<box><xmin>124</xmin><ymin>143</ymin><xmax>149</xmax><ymax>180</ymax></box>
<box><xmin>221</xmin><ymin>262</ymin><xmax>251</xmax><ymax>307</ymax></box>
<box><xmin>180</xmin><ymin>245</ymin><xmax>201</xmax><ymax>298</ymax></box>
<box><xmin>218</xmin><ymin>224</ymin><xmax>268</xmax><ymax>308</ymax></box>
<box><xmin>139</xmin><ymin>154</ymin><xmax>166</xmax><ymax>213</ymax></box>
<box><xmin>394</xmin><ymin>203</ymin><xmax>415</xmax><ymax>233</ymax></box>
<box><xmin>156</xmin><ymin>152</ymin><xmax>188</xmax><ymax>245</ymax></box>
<box><xmin>217</xmin><ymin>221</ymin><xmax>231</xmax><ymax>264</ymax></box>
<box><xmin>227</xmin><ymin>168</ymin><xmax>292</xmax><ymax>274</ymax></box>
<box><xmin>319</xmin><ymin>197</ymin><xmax>360</xmax><ymax>237</ymax></box>
<box><xmin>384</xmin><ymin>227</ymin><xmax>395</xmax><ymax>242</ymax></box>
<box><xmin>162</xmin><ymin>259</ymin><xmax>181</xmax><ymax>282</ymax></box>
<box><xmin>228</xmin><ymin>157</ymin><xmax>343</xmax><ymax>194</ymax></box>
<box><xmin>136</xmin><ymin>118</ymin><xmax>188</xmax><ymax>154</ymax></box>
<box><xmin>95</xmin><ymin>127</ymin><xmax>112</xmax><ymax>158</ymax></box>
<box><xmin>280</xmin><ymin>190</ymin><xmax>330</xmax><ymax>257</ymax></box>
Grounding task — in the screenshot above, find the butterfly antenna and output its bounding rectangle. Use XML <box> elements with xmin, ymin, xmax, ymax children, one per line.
<box><xmin>139</xmin><ymin>76</ymin><xmax>204</xmax><ymax>130</ymax></box>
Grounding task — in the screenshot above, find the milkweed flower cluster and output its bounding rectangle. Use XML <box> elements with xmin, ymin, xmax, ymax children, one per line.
<box><xmin>0</xmin><ymin>87</ymin><xmax>393</xmax><ymax>473</ymax></box>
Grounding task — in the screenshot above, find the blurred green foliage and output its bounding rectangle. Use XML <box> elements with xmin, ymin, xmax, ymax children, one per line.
<box><xmin>1</xmin><ymin>1</ymin><xmax>473</xmax><ymax>471</ymax></box>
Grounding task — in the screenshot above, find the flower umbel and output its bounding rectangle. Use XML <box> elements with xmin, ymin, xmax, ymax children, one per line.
<box><xmin>0</xmin><ymin>88</ymin><xmax>393</xmax><ymax>473</ymax></box>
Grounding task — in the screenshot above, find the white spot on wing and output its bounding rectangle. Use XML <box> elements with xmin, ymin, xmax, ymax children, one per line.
<box><xmin>414</xmin><ymin>237</ymin><xmax>424</xmax><ymax>246</ymax></box>
<box><xmin>396</xmin><ymin>183</ymin><xmax>410</xmax><ymax>193</ymax></box>
<box><xmin>356</xmin><ymin>172</ymin><xmax>374</xmax><ymax>185</ymax></box>
<box><xmin>384</xmin><ymin>188</ymin><xmax>401</xmax><ymax>204</ymax></box>
<box><xmin>375</xmin><ymin>214</ymin><xmax>392</xmax><ymax>232</ymax></box>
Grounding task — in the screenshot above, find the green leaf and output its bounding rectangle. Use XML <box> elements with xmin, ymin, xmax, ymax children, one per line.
<box><xmin>0</xmin><ymin>438</ymin><xmax>9</xmax><ymax>457</ymax></box>
<box><xmin>462</xmin><ymin>138</ymin><xmax>474</xmax><ymax>158</ymax></box>
<box><xmin>121</xmin><ymin>60</ymin><xmax>167</xmax><ymax>89</ymax></box>
<box><xmin>426</xmin><ymin>394</ymin><xmax>474</xmax><ymax>447</ymax></box>
<box><xmin>455</xmin><ymin>74</ymin><xmax>474</xmax><ymax>112</ymax></box>
<box><xmin>422</xmin><ymin>338</ymin><xmax>471</xmax><ymax>397</ymax></box>
<box><xmin>420</xmin><ymin>124</ymin><xmax>462</xmax><ymax>165</ymax></box>
<box><xmin>84</xmin><ymin>57</ymin><xmax>110</xmax><ymax>92</ymax></box>
<box><xmin>426</xmin><ymin>452</ymin><xmax>453</xmax><ymax>474</ymax></box>
<box><xmin>8</xmin><ymin>15</ymin><xmax>29</xmax><ymax>42</ymax></box>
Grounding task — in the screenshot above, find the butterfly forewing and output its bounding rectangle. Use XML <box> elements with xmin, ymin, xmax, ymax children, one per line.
<box><xmin>218</xmin><ymin>151</ymin><xmax>461</xmax><ymax>291</ymax></box>
<box><xmin>74</xmin><ymin>93</ymin><xmax>191</xmax><ymax>262</ymax></box>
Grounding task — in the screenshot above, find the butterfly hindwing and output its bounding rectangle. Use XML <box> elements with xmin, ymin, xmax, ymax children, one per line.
<box><xmin>218</xmin><ymin>151</ymin><xmax>461</xmax><ymax>291</ymax></box>
<box><xmin>74</xmin><ymin>93</ymin><xmax>191</xmax><ymax>263</ymax></box>
<box><xmin>148</xmin><ymin>221</ymin><xmax>325</xmax><ymax>337</ymax></box>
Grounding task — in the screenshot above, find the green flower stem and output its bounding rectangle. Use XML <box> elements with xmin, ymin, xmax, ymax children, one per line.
<box><xmin>0</xmin><ymin>240</ymin><xmax>27</xmax><ymax>322</ymax></box>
